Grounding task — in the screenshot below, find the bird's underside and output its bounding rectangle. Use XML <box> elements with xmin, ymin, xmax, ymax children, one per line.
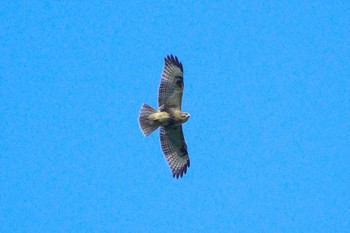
<box><xmin>138</xmin><ymin>55</ymin><xmax>190</xmax><ymax>178</ymax></box>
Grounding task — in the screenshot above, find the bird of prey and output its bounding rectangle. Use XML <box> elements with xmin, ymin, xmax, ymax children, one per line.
<box><xmin>138</xmin><ymin>55</ymin><xmax>190</xmax><ymax>178</ymax></box>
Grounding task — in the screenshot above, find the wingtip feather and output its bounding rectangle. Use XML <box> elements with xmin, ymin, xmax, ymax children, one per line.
<box><xmin>171</xmin><ymin>158</ymin><xmax>190</xmax><ymax>179</ymax></box>
<box><xmin>165</xmin><ymin>54</ymin><xmax>183</xmax><ymax>72</ymax></box>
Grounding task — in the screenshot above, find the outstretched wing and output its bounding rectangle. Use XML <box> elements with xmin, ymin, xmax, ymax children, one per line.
<box><xmin>160</xmin><ymin>126</ymin><xmax>190</xmax><ymax>178</ymax></box>
<box><xmin>158</xmin><ymin>55</ymin><xmax>184</xmax><ymax>111</ymax></box>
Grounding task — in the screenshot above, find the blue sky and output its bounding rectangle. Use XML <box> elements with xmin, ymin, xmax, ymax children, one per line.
<box><xmin>1</xmin><ymin>1</ymin><xmax>349</xmax><ymax>232</ymax></box>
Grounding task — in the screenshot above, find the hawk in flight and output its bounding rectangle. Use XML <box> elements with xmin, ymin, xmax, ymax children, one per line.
<box><xmin>138</xmin><ymin>55</ymin><xmax>190</xmax><ymax>178</ymax></box>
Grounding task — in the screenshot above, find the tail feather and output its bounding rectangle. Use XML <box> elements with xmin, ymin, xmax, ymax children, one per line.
<box><xmin>138</xmin><ymin>104</ymin><xmax>159</xmax><ymax>136</ymax></box>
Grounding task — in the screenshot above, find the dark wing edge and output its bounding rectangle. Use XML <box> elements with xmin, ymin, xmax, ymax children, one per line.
<box><xmin>165</xmin><ymin>54</ymin><xmax>183</xmax><ymax>72</ymax></box>
<box><xmin>158</xmin><ymin>55</ymin><xmax>184</xmax><ymax>110</ymax></box>
<box><xmin>160</xmin><ymin>126</ymin><xmax>190</xmax><ymax>178</ymax></box>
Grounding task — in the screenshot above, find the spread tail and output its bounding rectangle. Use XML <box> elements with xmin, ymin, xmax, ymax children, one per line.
<box><xmin>138</xmin><ymin>104</ymin><xmax>159</xmax><ymax>136</ymax></box>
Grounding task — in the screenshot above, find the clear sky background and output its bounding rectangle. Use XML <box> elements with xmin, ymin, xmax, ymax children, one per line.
<box><xmin>1</xmin><ymin>1</ymin><xmax>349</xmax><ymax>233</ymax></box>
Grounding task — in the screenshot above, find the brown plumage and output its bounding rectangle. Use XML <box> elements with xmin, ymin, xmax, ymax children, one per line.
<box><xmin>138</xmin><ymin>55</ymin><xmax>190</xmax><ymax>178</ymax></box>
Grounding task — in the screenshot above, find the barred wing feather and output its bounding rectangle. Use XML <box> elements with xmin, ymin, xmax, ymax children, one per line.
<box><xmin>158</xmin><ymin>55</ymin><xmax>184</xmax><ymax>111</ymax></box>
<box><xmin>160</xmin><ymin>126</ymin><xmax>190</xmax><ymax>178</ymax></box>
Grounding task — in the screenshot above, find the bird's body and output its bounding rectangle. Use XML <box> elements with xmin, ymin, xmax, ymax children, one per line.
<box><xmin>138</xmin><ymin>55</ymin><xmax>190</xmax><ymax>178</ymax></box>
<box><xmin>149</xmin><ymin>110</ymin><xmax>189</xmax><ymax>126</ymax></box>
<box><xmin>149</xmin><ymin>111</ymin><xmax>171</xmax><ymax>124</ymax></box>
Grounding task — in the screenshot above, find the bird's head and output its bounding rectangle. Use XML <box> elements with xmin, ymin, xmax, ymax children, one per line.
<box><xmin>181</xmin><ymin>112</ymin><xmax>190</xmax><ymax>123</ymax></box>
